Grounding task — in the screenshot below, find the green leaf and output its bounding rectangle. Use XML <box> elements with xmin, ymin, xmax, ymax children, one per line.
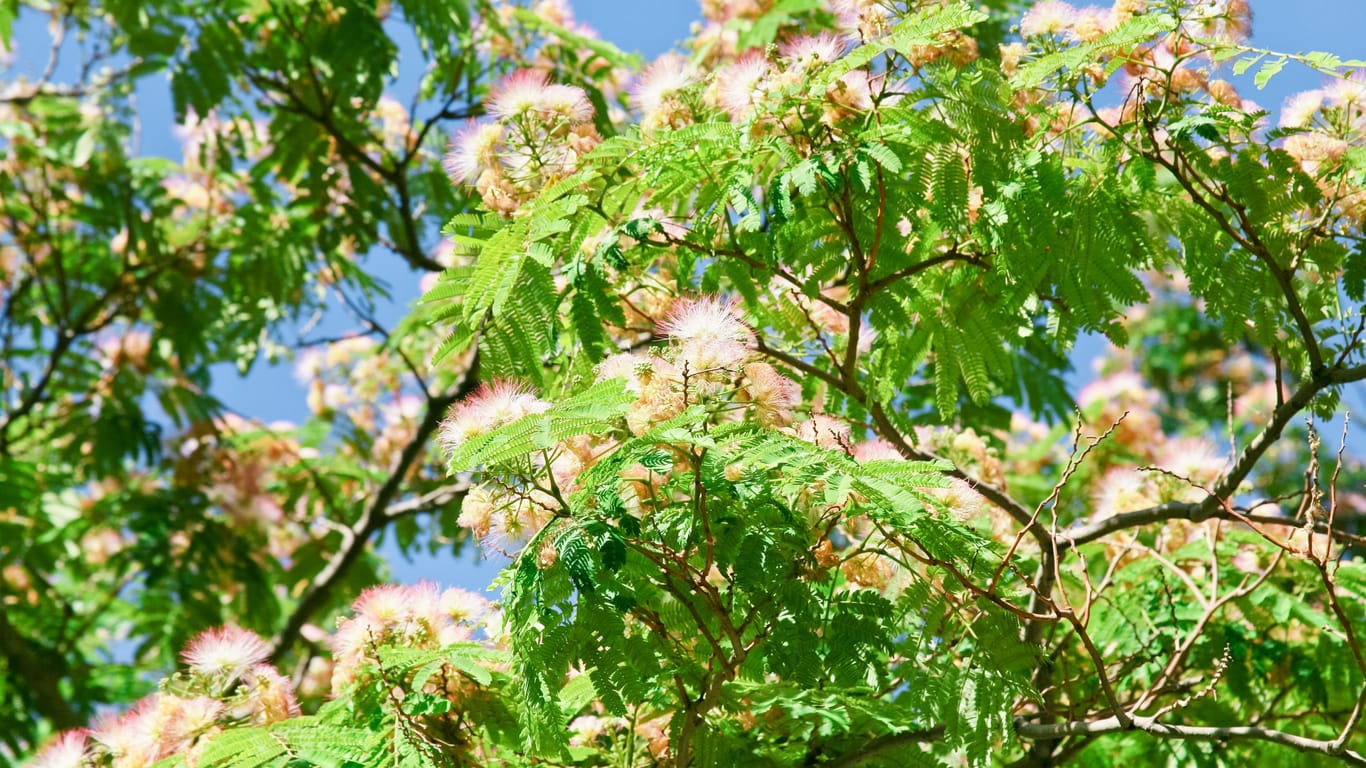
<box><xmin>1253</xmin><ymin>56</ymin><xmax>1288</xmax><ymax>89</ymax></box>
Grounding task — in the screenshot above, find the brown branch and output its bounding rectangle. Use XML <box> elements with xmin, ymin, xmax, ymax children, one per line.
<box><xmin>1062</xmin><ymin>363</ymin><xmax>1366</xmax><ymax>548</ymax></box>
<box><xmin>0</xmin><ymin>606</ymin><xmax>83</xmax><ymax>730</ymax></box>
<box><xmin>1016</xmin><ymin>715</ymin><xmax>1366</xmax><ymax>765</ymax></box>
<box><xmin>266</xmin><ymin>356</ymin><xmax>481</xmax><ymax>662</ymax></box>
<box><xmin>822</xmin><ymin>726</ymin><xmax>948</xmax><ymax>768</ymax></box>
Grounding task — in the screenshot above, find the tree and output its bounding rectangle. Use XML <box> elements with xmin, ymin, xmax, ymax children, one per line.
<box><xmin>8</xmin><ymin>0</ymin><xmax>1366</xmax><ymax>766</ymax></box>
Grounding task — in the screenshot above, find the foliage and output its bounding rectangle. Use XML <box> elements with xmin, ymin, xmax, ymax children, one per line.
<box><xmin>8</xmin><ymin>0</ymin><xmax>1366</xmax><ymax>767</ymax></box>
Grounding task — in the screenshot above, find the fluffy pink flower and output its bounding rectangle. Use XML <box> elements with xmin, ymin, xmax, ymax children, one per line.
<box><xmin>28</xmin><ymin>730</ymin><xmax>89</xmax><ymax>768</ymax></box>
<box><xmin>1070</xmin><ymin>5</ymin><xmax>1112</xmax><ymax>42</ymax></box>
<box><xmin>794</xmin><ymin>414</ymin><xmax>852</xmax><ymax>451</ymax></box>
<box><xmin>1155</xmin><ymin>437</ymin><xmax>1226</xmax><ymax>501</ymax></box>
<box><xmin>1020</xmin><ymin>1</ymin><xmax>1077</xmax><ymax>37</ymax></box>
<box><xmin>487</xmin><ymin>69</ymin><xmax>593</xmax><ymax>124</ymax></box>
<box><xmin>781</xmin><ymin>33</ymin><xmax>845</xmax><ymax>69</ymax></box>
<box><xmin>154</xmin><ymin>695</ymin><xmax>224</xmax><ymax>754</ymax></box>
<box><xmin>853</xmin><ymin>439</ymin><xmax>903</xmax><ymax>462</ymax></box>
<box><xmin>740</xmin><ymin>362</ymin><xmax>801</xmax><ymax>427</ymax></box>
<box><xmin>331</xmin><ymin>581</ymin><xmax>449</xmax><ymax>689</ymax></box>
<box><xmin>1280</xmin><ymin>90</ymin><xmax>1325</xmax><ymax>129</ymax></box>
<box><xmin>1092</xmin><ymin>467</ymin><xmax>1157</xmax><ymax>519</ymax></box>
<box><xmin>711</xmin><ymin>52</ymin><xmax>770</xmax><ymax>120</ymax></box>
<box><xmin>443</xmin><ymin>120</ymin><xmax>504</xmax><ymax>184</ymax></box>
<box><xmin>633</xmin><ymin>54</ymin><xmax>694</xmax><ymax>115</ymax></box>
<box><xmin>440</xmin><ymin>587</ymin><xmax>490</xmax><ymax>624</ymax></box>
<box><xmin>240</xmin><ymin>665</ymin><xmax>300</xmax><ymax>724</ymax></box>
<box><xmin>826</xmin><ymin>70</ymin><xmax>877</xmax><ymax>114</ymax></box>
<box><xmin>658</xmin><ymin>297</ymin><xmax>755</xmax><ymax>372</ymax></box>
<box><xmin>439</xmin><ymin>381</ymin><xmax>551</xmax><ymax>452</ymax></box>
<box><xmin>488</xmin><ymin>69</ymin><xmax>554</xmax><ymax>119</ymax></box>
<box><xmin>181</xmin><ymin>625</ymin><xmax>270</xmax><ymax>678</ymax></box>
<box><xmin>540</xmin><ymin>83</ymin><xmax>595</xmax><ymax>124</ymax></box>
<box><xmin>91</xmin><ymin>698</ymin><xmax>160</xmax><ymax>767</ymax></box>
<box><xmin>353</xmin><ymin>582</ymin><xmax>442</xmax><ymax>630</ymax></box>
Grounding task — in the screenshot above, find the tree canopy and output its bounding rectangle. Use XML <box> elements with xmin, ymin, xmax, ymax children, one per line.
<box><xmin>5</xmin><ymin>0</ymin><xmax>1366</xmax><ymax>766</ymax></box>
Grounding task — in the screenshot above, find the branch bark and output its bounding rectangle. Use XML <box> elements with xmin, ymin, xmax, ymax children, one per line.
<box><xmin>0</xmin><ymin>606</ymin><xmax>83</xmax><ymax>730</ymax></box>
<box><xmin>1016</xmin><ymin>715</ymin><xmax>1366</xmax><ymax>765</ymax></box>
<box><xmin>1062</xmin><ymin>363</ymin><xmax>1366</xmax><ymax>548</ymax></box>
<box><xmin>267</xmin><ymin>357</ymin><xmax>481</xmax><ymax>662</ymax></box>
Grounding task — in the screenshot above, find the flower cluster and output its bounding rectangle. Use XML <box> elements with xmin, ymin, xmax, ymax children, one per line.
<box><xmin>444</xmin><ymin>69</ymin><xmax>601</xmax><ymax>215</ymax></box>
<box><xmin>331</xmin><ymin>582</ymin><xmax>494</xmax><ymax>690</ymax></box>
<box><xmin>29</xmin><ymin>626</ymin><xmax>297</xmax><ymax>768</ymax></box>
<box><xmin>1279</xmin><ymin>74</ymin><xmax>1366</xmax><ymax>222</ymax></box>
<box><xmin>28</xmin><ymin>582</ymin><xmax>498</xmax><ymax>768</ymax></box>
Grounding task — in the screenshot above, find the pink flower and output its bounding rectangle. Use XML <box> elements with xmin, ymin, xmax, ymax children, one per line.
<box><xmin>28</xmin><ymin>730</ymin><xmax>89</xmax><ymax>768</ymax></box>
<box><xmin>794</xmin><ymin>414</ymin><xmax>852</xmax><ymax>451</ymax></box>
<box><xmin>1280</xmin><ymin>90</ymin><xmax>1325</xmax><ymax>129</ymax></box>
<box><xmin>440</xmin><ymin>587</ymin><xmax>490</xmax><ymax>624</ymax></box>
<box><xmin>853</xmin><ymin>439</ymin><xmax>903</xmax><ymax>462</ymax></box>
<box><xmin>488</xmin><ymin>69</ymin><xmax>554</xmax><ymax>119</ymax></box>
<box><xmin>711</xmin><ymin>53</ymin><xmax>770</xmax><ymax>121</ymax></box>
<box><xmin>781</xmin><ymin>33</ymin><xmax>845</xmax><ymax>69</ymax></box>
<box><xmin>439</xmin><ymin>381</ymin><xmax>551</xmax><ymax>452</ymax></box>
<box><xmin>240</xmin><ymin>665</ymin><xmax>300</xmax><ymax>724</ymax></box>
<box><xmin>658</xmin><ymin>297</ymin><xmax>755</xmax><ymax>372</ymax></box>
<box><xmin>632</xmin><ymin>54</ymin><xmax>694</xmax><ymax>116</ymax></box>
<box><xmin>1020</xmin><ymin>1</ymin><xmax>1077</xmax><ymax>37</ymax></box>
<box><xmin>154</xmin><ymin>695</ymin><xmax>224</xmax><ymax>754</ymax></box>
<box><xmin>91</xmin><ymin>698</ymin><xmax>160</xmax><ymax>767</ymax></box>
<box><xmin>487</xmin><ymin>69</ymin><xmax>593</xmax><ymax>124</ymax></box>
<box><xmin>443</xmin><ymin>120</ymin><xmax>504</xmax><ymax>184</ymax></box>
<box><xmin>740</xmin><ymin>362</ymin><xmax>800</xmax><ymax>427</ymax></box>
<box><xmin>540</xmin><ymin>83</ymin><xmax>595</xmax><ymax>124</ymax></box>
<box><xmin>182</xmin><ymin>625</ymin><xmax>270</xmax><ymax>678</ymax></box>
<box><xmin>1092</xmin><ymin>467</ymin><xmax>1157</xmax><ymax>519</ymax></box>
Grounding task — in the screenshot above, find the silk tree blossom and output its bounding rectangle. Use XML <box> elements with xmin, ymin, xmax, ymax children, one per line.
<box><xmin>1092</xmin><ymin>466</ymin><xmax>1159</xmax><ymax>519</ymax></box>
<box><xmin>236</xmin><ymin>665</ymin><xmax>300</xmax><ymax>724</ymax></box>
<box><xmin>1154</xmin><ymin>436</ymin><xmax>1227</xmax><ymax>502</ymax></box>
<box><xmin>456</xmin><ymin>483</ymin><xmax>558</xmax><ymax>556</ymax></box>
<box><xmin>181</xmin><ymin>625</ymin><xmax>271</xmax><ymax>679</ymax></box>
<box><xmin>488</xmin><ymin>69</ymin><xmax>593</xmax><ymax>123</ymax></box>
<box><xmin>921</xmin><ymin>477</ymin><xmax>984</xmax><ymax>523</ymax></box>
<box><xmin>831</xmin><ymin>0</ymin><xmax>892</xmax><ymax>40</ymax></box>
<box><xmin>332</xmin><ymin>582</ymin><xmax>445</xmax><ymax>688</ymax></box>
<box><xmin>1020</xmin><ymin>1</ymin><xmax>1078</xmax><ymax>37</ymax></box>
<box><xmin>852</xmin><ymin>439</ymin><xmax>904</xmax><ymax>462</ymax></box>
<box><xmin>444</xmin><ymin>70</ymin><xmax>600</xmax><ymax>214</ymax></box>
<box><xmin>632</xmin><ymin>54</ymin><xmax>696</xmax><ymax>131</ymax></box>
<box><xmin>794</xmin><ymin>414</ymin><xmax>853</xmax><ymax>451</ymax></box>
<box><xmin>440</xmin><ymin>587</ymin><xmax>490</xmax><ymax>625</ymax></box>
<box><xmin>1281</xmin><ymin>90</ymin><xmax>1326</xmax><ymax>129</ymax></box>
<box><xmin>781</xmin><ymin>33</ymin><xmax>846</xmax><ymax>70</ymax></box>
<box><xmin>28</xmin><ymin>730</ymin><xmax>89</xmax><ymax>768</ymax></box>
<box><xmin>824</xmin><ymin>70</ymin><xmax>878</xmax><ymax>123</ymax></box>
<box><xmin>739</xmin><ymin>362</ymin><xmax>801</xmax><ymax>427</ymax></box>
<box><xmin>596</xmin><ymin>352</ymin><xmax>688</xmax><ymax>436</ymax></box>
<box><xmin>153</xmin><ymin>695</ymin><xmax>224</xmax><ymax>754</ymax></box>
<box><xmin>658</xmin><ymin>296</ymin><xmax>756</xmax><ymax>373</ymax></box>
<box><xmin>439</xmin><ymin>381</ymin><xmax>552</xmax><ymax>453</ymax></box>
<box><xmin>485</xmin><ymin>496</ymin><xmax>554</xmax><ymax>555</ymax></box>
<box><xmin>90</xmin><ymin>699</ymin><xmax>161</xmax><ymax>768</ymax></box>
<box><xmin>709</xmin><ymin>52</ymin><xmax>771</xmax><ymax>121</ymax></box>
<box><xmin>444</xmin><ymin>120</ymin><xmax>504</xmax><ymax>184</ymax></box>
<box><xmin>1182</xmin><ymin>0</ymin><xmax>1252</xmax><ymax>43</ymax></box>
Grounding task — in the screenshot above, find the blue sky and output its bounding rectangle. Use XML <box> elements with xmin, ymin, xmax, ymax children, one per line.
<box><xmin>6</xmin><ymin>1</ymin><xmax>1365</xmax><ymax>590</ymax></box>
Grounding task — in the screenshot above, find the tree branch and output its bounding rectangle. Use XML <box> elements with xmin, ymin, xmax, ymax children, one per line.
<box><xmin>1016</xmin><ymin>715</ymin><xmax>1366</xmax><ymax>765</ymax></box>
<box><xmin>266</xmin><ymin>356</ymin><xmax>481</xmax><ymax>662</ymax></box>
<box><xmin>0</xmin><ymin>606</ymin><xmax>83</xmax><ymax>730</ymax></box>
<box><xmin>1062</xmin><ymin>363</ymin><xmax>1366</xmax><ymax>548</ymax></box>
